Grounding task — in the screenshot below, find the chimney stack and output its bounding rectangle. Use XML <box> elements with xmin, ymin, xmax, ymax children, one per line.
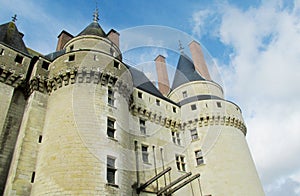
<box><xmin>107</xmin><ymin>29</ymin><xmax>120</xmax><ymax>47</ymax></box>
<box><xmin>189</xmin><ymin>40</ymin><xmax>211</xmax><ymax>80</ymax></box>
<box><xmin>155</xmin><ymin>55</ymin><xmax>170</xmax><ymax>96</ymax></box>
<box><xmin>56</xmin><ymin>30</ymin><xmax>73</xmax><ymax>51</ymax></box>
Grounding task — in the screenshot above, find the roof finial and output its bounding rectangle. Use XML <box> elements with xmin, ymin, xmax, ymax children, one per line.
<box><xmin>11</xmin><ymin>14</ymin><xmax>17</xmax><ymax>23</ymax></box>
<box><xmin>93</xmin><ymin>6</ymin><xmax>99</xmax><ymax>22</ymax></box>
<box><xmin>178</xmin><ymin>40</ymin><xmax>184</xmax><ymax>54</ymax></box>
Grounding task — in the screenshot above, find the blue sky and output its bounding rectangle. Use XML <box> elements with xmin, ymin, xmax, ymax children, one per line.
<box><xmin>1</xmin><ymin>0</ymin><xmax>300</xmax><ymax>195</ymax></box>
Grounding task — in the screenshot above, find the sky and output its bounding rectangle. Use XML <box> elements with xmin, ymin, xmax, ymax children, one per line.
<box><xmin>1</xmin><ymin>0</ymin><xmax>300</xmax><ymax>195</ymax></box>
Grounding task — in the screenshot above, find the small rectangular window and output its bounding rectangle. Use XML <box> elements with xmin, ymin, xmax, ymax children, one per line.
<box><xmin>141</xmin><ymin>145</ymin><xmax>149</xmax><ymax>163</ymax></box>
<box><xmin>182</xmin><ymin>91</ymin><xmax>187</xmax><ymax>98</ymax></box>
<box><xmin>140</xmin><ymin>119</ymin><xmax>146</xmax><ymax>134</ymax></box>
<box><xmin>195</xmin><ymin>150</ymin><xmax>204</xmax><ymax>165</ymax></box>
<box><xmin>0</xmin><ymin>48</ymin><xmax>4</xmax><ymax>55</ymax></box>
<box><xmin>190</xmin><ymin>128</ymin><xmax>198</xmax><ymax>141</ymax></box>
<box><xmin>114</xmin><ymin>61</ymin><xmax>119</xmax><ymax>69</ymax></box>
<box><xmin>172</xmin><ymin>106</ymin><xmax>176</xmax><ymax>113</ymax></box>
<box><xmin>107</xmin><ymin>118</ymin><xmax>116</xmax><ymax>138</ymax></box>
<box><xmin>70</xmin><ymin>45</ymin><xmax>74</xmax><ymax>51</ymax></box>
<box><xmin>216</xmin><ymin>102</ymin><xmax>222</xmax><ymax>108</ymax></box>
<box><xmin>107</xmin><ymin>156</ymin><xmax>116</xmax><ymax>184</ymax></box>
<box><xmin>38</xmin><ymin>135</ymin><xmax>43</xmax><ymax>143</ymax></box>
<box><xmin>68</xmin><ymin>54</ymin><xmax>75</xmax><ymax>61</ymax></box>
<box><xmin>191</xmin><ymin>104</ymin><xmax>197</xmax><ymax>110</ymax></box>
<box><xmin>138</xmin><ymin>91</ymin><xmax>143</xmax><ymax>99</ymax></box>
<box><xmin>15</xmin><ymin>54</ymin><xmax>23</xmax><ymax>64</ymax></box>
<box><xmin>175</xmin><ymin>155</ymin><xmax>186</xmax><ymax>171</ymax></box>
<box><xmin>108</xmin><ymin>87</ymin><xmax>115</xmax><ymax>106</ymax></box>
<box><xmin>42</xmin><ymin>61</ymin><xmax>50</xmax><ymax>70</ymax></box>
<box><xmin>156</xmin><ymin>99</ymin><xmax>160</xmax><ymax>106</ymax></box>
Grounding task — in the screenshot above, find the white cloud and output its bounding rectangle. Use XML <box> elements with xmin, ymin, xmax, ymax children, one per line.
<box><xmin>192</xmin><ymin>0</ymin><xmax>300</xmax><ymax>194</ymax></box>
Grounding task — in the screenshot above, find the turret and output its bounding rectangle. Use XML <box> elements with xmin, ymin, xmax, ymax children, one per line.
<box><xmin>30</xmin><ymin>9</ymin><xmax>133</xmax><ymax>195</ymax></box>
<box><xmin>167</xmin><ymin>41</ymin><xmax>264</xmax><ymax>195</ymax></box>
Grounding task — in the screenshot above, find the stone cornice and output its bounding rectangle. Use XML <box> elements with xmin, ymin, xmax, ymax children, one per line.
<box><xmin>182</xmin><ymin>114</ymin><xmax>247</xmax><ymax>135</ymax></box>
<box><xmin>130</xmin><ymin>103</ymin><xmax>181</xmax><ymax>130</ymax></box>
<box><xmin>27</xmin><ymin>67</ymin><xmax>132</xmax><ymax>102</ymax></box>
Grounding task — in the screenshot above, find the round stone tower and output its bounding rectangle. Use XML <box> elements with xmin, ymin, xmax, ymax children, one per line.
<box><xmin>168</xmin><ymin>49</ymin><xmax>264</xmax><ymax>195</ymax></box>
<box><xmin>31</xmin><ymin>12</ymin><xmax>133</xmax><ymax>195</ymax></box>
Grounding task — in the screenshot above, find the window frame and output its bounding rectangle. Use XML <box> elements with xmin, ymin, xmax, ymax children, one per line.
<box><xmin>175</xmin><ymin>154</ymin><xmax>186</xmax><ymax>171</ymax></box>
<box><xmin>107</xmin><ymin>118</ymin><xmax>116</xmax><ymax>138</ymax></box>
<box><xmin>190</xmin><ymin>128</ymin><xmax>198</xmax><ymax>141</ymax></box>
<box><xmin>107</xmin><ymin>156</ymin><xmax>117</xmax><ymax>185</ymax></box>
<box><xmin>141</xmin><ymin>144</ymin><xmax>149</xmax><ymax>163</ymax></box>
<box><xmin>139</xmin><ymin>118</ymin><xmax>146</xmax><ymax>135</ymax></box>
<box><xmin>108</xmin><ymin>86</ymin><xmax>115</xmax><ymax>106</ymax></box>
<box><xmin>195</xmin><ymin>150</ymin><xmax>204</xmax><ymax>166</ymax></box>
<box><xmin>171</xmin><ymin>130</ymin><xmax>181</xmax><ymax>145</ymax></box>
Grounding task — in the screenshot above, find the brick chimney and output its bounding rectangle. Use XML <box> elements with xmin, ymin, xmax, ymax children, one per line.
<box><xmin>155</xmin><ymin>55</ymin><xmax>170</xmax><ymax>96</ymax></box>
<box><xmin>56</xmin><ymin>30</ymin><xmax>73</xmax><ymax>51</ymax></box>
<box><xmin>189</xmin><ymin>40</ymin><xmax>211</xmax><ymax>80</ymax></box>
<box><xmin>107</xmin><ymin>29</ymin><xmax>120</xmax><ymax>47</ymax></box>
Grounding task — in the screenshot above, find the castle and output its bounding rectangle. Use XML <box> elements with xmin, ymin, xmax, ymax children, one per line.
<box><xmin>0</xmin><ymin>9</ymin><xmax>264</xmax><ymax>196</ymax></box>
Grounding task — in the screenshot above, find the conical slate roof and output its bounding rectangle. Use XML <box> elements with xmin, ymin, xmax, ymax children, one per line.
<box><xmin>171</xmin><ymin>54</ymin><xmax>205</xmax><ymax>90</ymax></box>
<box><xmin>0</xmin><ymin>21</ymin><xmax>28</xmax><ymax>54</ymax></box>
<box><xmin>77</xmin><ymin>21</ymin><xmax>106</xmax><ymax>37</ymax></box>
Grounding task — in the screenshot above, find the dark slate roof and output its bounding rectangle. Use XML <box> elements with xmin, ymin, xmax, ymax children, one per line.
<box><xmin>77</xmin><ymin>22</ymin><xmax>106</xmax><ymax>37</ymax></box>
<box><xmin>171</xmin><ymin>54</ymin><xmax>205</xmax><ymax>90</ymax></box>
<box><xmin>0</xmin><ymin>22</ymin><xmax>29</xmax><ymax>54</ymax></box>
<box><xmin>126</xmin><ymin>65</ymin><xmax>177</xmax><ymax>105</ymax></box>
<box><xmin>44</xmin><ymin>49</ymin><xmax>66</xmax><ymax>61</ymax></box>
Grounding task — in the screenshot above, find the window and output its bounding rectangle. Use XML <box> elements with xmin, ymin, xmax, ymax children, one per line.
<box><xmin>175</xmin><ymin>155</ymin><xmax>186</xmax><ymax>171</ymax></box>
<box><xmin>138</xmin><ymin>91</ymin><xmax>143</xmax><ymax>99</ymax></box>
<box><xmin>108</xmin><ymin>87</ymin><xmax>115</xmax><ymax>106</ymax></box>
<box><xmin>141</xmin><ymin>145</ymin><xmax>149</xmax><ymax>163</ymax></box>
<box><xmin>107</xmin><ymin>118</ymin><xmax>116</xmax><ymax>138</ymax></box>
<box><xmin>156</xmin><ymin>99</ymin><xmax>160</xmax><ymax>106</ymax></box>
<box><xmin>107</xmin><ymin>156</ymin><xmax>117</xmax><ymax>184</ymax></box>
<box><xmin>216</xmin><ymin>102</ymin><xmax>222</xmax><ymax>108</ymax></box>
<box><xmin>0</xmin><ymin>48</ymin><xmax>4</xmax><ymax>55</ymax></box>
<box><xmin>195</xmin><ymin>150</ymin><xmax>204</xmax><ymax>165</ymax></box>
<box><xmin>42</xmin><ymin>61</ymin><xmax>49</xmax><ymax>70</ymax></box>
<box><xmin>190</xmin><ymin>128</ymin><xmax>198</xmax><ymax>141</ymax></box>
<box><xmin>38</xmin><ymin>135</ymin><xmax>43</xmax><ymax>143</ymax></box>
<box><xmin>70</xmin><ymin>45</ymin><xmax>74</xmax><ymax>51</ymax></box>
<box><xmin>31</xmin><ymin>172</ymin><xmax>35</xmax><ymax>183</ymax></box>
<box><xmin>94</xmin><ymin>54</ymin><xmax>98</xmax><ymax>61</ymax></box>
<box><xmin>182</xmin><ymin>91</ymin><xmax>187</xmax><ymax>98</ymax></box>
<box><xmin>171</xmin><ymin>131</ymin><xmax>181</xmax><ymax>145</ymax></box>
<box><xmin>114</xmin><ymin>61</ymin><xmax>119</xmax><ymax>69</ymax></box>
<box><xmin>68</xmin><ymin>54</ymin><xmax>75</xmax><ymax>61</ymax></box>
<box><xmin>140</xmin><ymin>119</ymin><xmax>146</xmax><ymax>134</ymax></box>
<box><xmin>172</xmin><ymin>106</ymin><xmax>176</xmax><ymax>113</ymax></box>
<box><xmin>15</xmin><ymin>54</ymin><xmax>23</xmax><ymax>64</ymax></box>
<box><xmin>191</xmin><ymin>104</ymin><xmax>197</xmax><ymax>110</ymax></box>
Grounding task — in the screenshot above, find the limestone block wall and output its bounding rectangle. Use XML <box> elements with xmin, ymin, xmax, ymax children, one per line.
<box><xmin>3</xmin><ymin>91</ymin><xmax>48</xmax><ymax>196</ymax></box>
<box><xmin>169</xmin><ymin>80</ymin><xmax>224</xmax><ymax>103</ymax></box>
<box><xmin>0</xmin><ymin>88</ymin><xmax>25</xmax><ymax>194</ymax></box>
